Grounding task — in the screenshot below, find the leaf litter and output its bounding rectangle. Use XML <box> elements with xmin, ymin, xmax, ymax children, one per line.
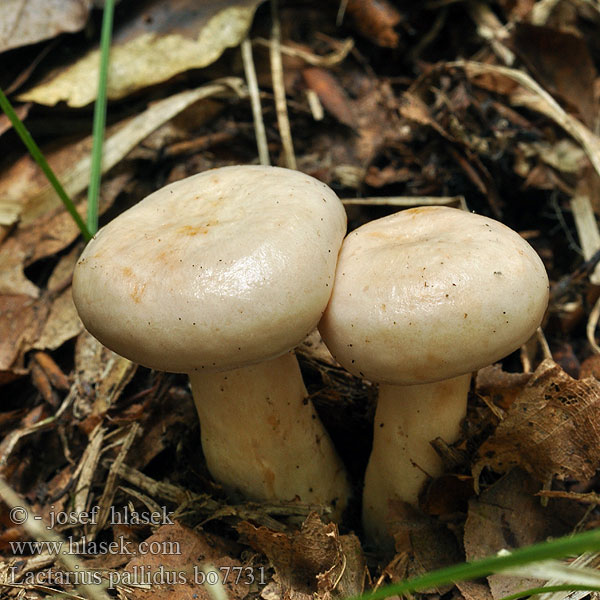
<box><xmin>3</xmin><ymin>1</ymin><xmax>600</xmax><ymax>599</ymax></box>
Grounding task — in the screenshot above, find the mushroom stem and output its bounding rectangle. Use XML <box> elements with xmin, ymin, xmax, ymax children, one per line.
<box><xmin>362</xmin><ymin>373</ymin><xmax>471</xmax><ymax>548</ymax></box>
<box><xmin>189</xmin><ymin>352</ymin><xmax>350</xmax><ymax>516</ymax></box>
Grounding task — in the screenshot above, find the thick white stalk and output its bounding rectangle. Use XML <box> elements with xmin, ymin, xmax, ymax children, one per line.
<box><xmin>362</xmin><ymin>374</ymin><xmax>471</xmax><ymax>547</ymax></box>
<box><xmin>189</xmin><ymin>352</ymin><xmax>349</xmax><ymax>516</ymax></box>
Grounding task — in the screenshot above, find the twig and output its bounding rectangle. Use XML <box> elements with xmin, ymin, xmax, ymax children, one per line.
<box><xmin>336</xmin><ymin>0</ymin><xmax>349</xmax><ymax>26</ymax></box>
<box><xmin>550</xmin><ymin>247</ymin><xmax>600</xmax><ymax>301</ymax></box>
<box><xmin>550</xmin><ymin>191</ymin><xmax>583</xmax><ymax>257</ymax></box>
<box><xmin>0</xmin><ymin>581</ymin><xmax>86</xmax><ymax>599</ymax></box>
<box><xmin>306</xmin><ymin>89</ymin><xmax>324</xmax><ymax>120</ymax></box>
<box><xmin>0</xmin><ymin>477</ymin><xmax>111</xmax><ymax>600</ymax></box>
<box><xmin>587</xmin><ymin>295</ymin><xmax>600</xmax><ymax>355</ymax></box>
<box><xmin>89</xmin><ymin>422</ymin><xmax>140</xmax><ymax>538</ymax></box>
<box><xmin>254</xmin><ymin>36</ymin><xmax>354</xmax><ymax>68</ymax></box>
<box><xmin>467</xmin><ymin>2</ymin><xmax>514</xmax><ymax>65</ymax></box>
<box><xmin>73</xmin><ymin>425</ymin><xmax>105</xmax><ymax>516</ymax></box>
<box><xmin>0</xmin><ymin>387</ymin><xmax>75</xmax><ymax>469</ymax></box>
<box><xmin>571</xmin><ymin>194</ymin><xmax>600</xmax><ymax>283</ymax></box>
<box><xmin>241</xmin><ymin>37</ymin><xmax>270</xmax><ymax>165</ymax></box>
<box><xmin>536</xmin><ymin>327</ymin><xmax>553</xmax><ymax>360</ymax></box>
<box><xmin>342</xmin><ymin>195</ymin><xmax>468</xmax><ymax>210</ymax></box>
<box><xmin>269</xmin><ymin>0</ymin><xmax>296</xmax><ymax>169</ymax></box>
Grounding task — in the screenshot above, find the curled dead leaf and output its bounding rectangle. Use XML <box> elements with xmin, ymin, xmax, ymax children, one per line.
<box><xmin>238</xmin><ymin>512</ymin><xmax>365</xmax><ymax>600</ymax></box>
<box><xmin>473</xmin><ymin>359</ymin><xmax>600</xmax><ymax>487</ymax></box>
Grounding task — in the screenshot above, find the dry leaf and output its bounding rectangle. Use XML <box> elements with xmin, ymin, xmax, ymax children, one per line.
<box><xmin>33</xmin><ymin>247</ymin><xmax>84</xmax><ymax>352</ymax></box>
<box><xmin>464</xmin><ymin>469</ymin><xmax>575</xmax><ymax>600</ymax></box>
<box><xmin>456</xmin><ymin>60</ymin><xmax>600</xmax><ymax>182</ymax></box>
<box><xmin>0</xmin><ymin>295</ymin><xmax>50</xmax><ymax>376</ymax></box>
<box><xmin>18</xmin><ymin>0</ymin><xmax>261</xmax><ymax>107</ymax></box>
<box><xmin>580</xmin><ymin>354</ymin><xmax>600</xmax><ymax>380</ymax></box>
<box><xmin>302</xmin><ymin>68</ymin><xmax>356</xmax><ymax>128</ymax></box>
<box><xmin>239</xmin><ymin>512</ymin><xmax>365</xmax><ymax>600</ymax></box>
<box><xmin>124</xmin><ymin>522</ymin><xmax>249</xmax><ymax>600</ymax></box>
<box><xmin>475</xmin><ymin>364</ymin><xmax>532</xmax><ymax>410</ymax></box>
<box><xmin>473</xmin><ymin>359</ymin><xmax>600</xmax><ymax>486</ymax></box>
<box><xmin>0</xmin><ymin>84</ymin><xmax>240</xmax><ymax>227</ymax></box>
<box><xmin>457</xmin><ymin>580</ymin><xmax>495</xmax><ymax>600</ymax></box>
<box><xmin>511</xmin><ymin>23</ymin><xmax>598</xmax><ymax>128</ymax></box>
<box><xmin>343</xmin><ymin>0</ymin><xmax>402</xmax><ymax>48</ymax></box>
<box><xmin>386</xmin><ymin>501</ymin><xmax>462</xmax><ymax>585</ymax></box>
<box><xmin>32</xmin><ymin>287</ymin><xmax>82</xmax><ymax>352</ymax></box>
<box><xmin>0</xmin><ymin>0</ymin><xmax>92</xmax><ymax>53</ymax></box>
<box><xmin>0</xmin><ymin>104</ymin><xmax>30</xmax><ymax>137</ymax></box>
<box><xmin>72</xmin><ymin>332</ymin><xmax>137</xmax><ymax>426</ymax></box>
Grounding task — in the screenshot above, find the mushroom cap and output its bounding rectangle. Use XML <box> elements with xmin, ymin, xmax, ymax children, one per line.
<box><xmin>319</xmin><ymin>206</ymin><xmax>549</xmax><ymax>385</ymax></box>
<box><xmin>73</xmin><ymin>165</ymin><xmax>346</xmax><ymax>373</ymax></box>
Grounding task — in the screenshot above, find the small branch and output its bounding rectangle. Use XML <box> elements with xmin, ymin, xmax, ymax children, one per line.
<box><xmin>241</xmin><ymin>37</ymin><xmax>270</xmax><ymax>165</ymax></box>
<box><xmin>269</xmin><ymin>0</ymin><xmax>296</xmax><ymax>169</ymax></box>
<box><xmin>0</xmin><ymin>476</ymin><xmax>111</xmax><ymax>600</ymax></box>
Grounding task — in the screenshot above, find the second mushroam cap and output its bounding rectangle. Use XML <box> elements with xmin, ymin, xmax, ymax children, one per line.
<box><xmin>319</xmin><ymin>206</ymin><xmax>549</xmax><ymax>385</ymax></box>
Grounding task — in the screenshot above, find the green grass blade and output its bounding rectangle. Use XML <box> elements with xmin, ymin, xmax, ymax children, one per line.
<box><xmin>0</xmin><ymin>88</ymin><xmax>92</xmax><ymax>241</ymax></box>
<box><xmin>499</xmin><ymin>584</ymin><xmax>600</xmax><ymax>600</ymax></box>
<box><xmin>87</xmin><ymin>0</ymin><xmax>115</xmax><ymax>235</ymax></box>
<box><xmin>354</xmin><ymin>529</ymin><xmax>600</xmax><ymax>600</ymax></box>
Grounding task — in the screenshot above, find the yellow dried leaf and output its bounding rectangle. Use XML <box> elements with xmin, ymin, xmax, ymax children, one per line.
<box><xmin>18</xmin><ymin>0</ymin><xmax>262</xmax><ymax>107</ymax></box>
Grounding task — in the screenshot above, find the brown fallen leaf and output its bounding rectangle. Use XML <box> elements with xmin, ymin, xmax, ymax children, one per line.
<box><xmin>0</xmin><ymin>104</ymin><xmax>30</xmax><ymax>137</ymax></box>
<box><xmin>0</xmin><ymin>171</ymin><xmax>129</xmax><ymax>296</ymax></box>
<box><xmin>579</xmin><ymin>354</ymin><xmax>600</xmax><ymax>380</ymax></box>
<box><xmin>302</xmin><ymin>67</ymin><xmax>356</xmax><ymax>128</ymax></box>
<box><xmin>464</xmin><ymin>469</ymin><xmax>578</xmax><ymax>600</ymax></box>
<box><xmin>386</xmin><ymin>501</ymin><xmax>462</xmax><ymax>586</ymax></box>
<box><xmin>511</xmin><ymin>23</ymin><xmax>598</xmax><ymax>128</ymax></box>
<box><xmin>33</xmin><ymin>248</ymin><xmax>84</xmax><ymax>353</ymax></box>
<box><xmin>341</xmin><ymin>0</ymin><xmax>402</xmax><ymax>48</ymax></box>
<box><xmin>0</xmin><ymin>294</ymin><xmax>51</xmax><ymax>378</ymax></box>
<box><xmin>420</xmin><ymin>474</ymin><xmax>474</xmax><ymax>516</ymax></box>
<box><xmin>1</xmin><ymin>85</ymin><xmax>229</xmax><ymax>227</ymax></box>
<box><xmin>238</xmin><ymin>512</ymin><xmax>365</xmax><ymax>600</ymax></box>
<box><xmin>73</xmin><ymin>332</ymin><xmax>137</xmax><ymax>432</ymax></box>
<box><xmin>475</xmin><ymin>364</ymin><xmax>532</xmax><ymax>410</ymax></box>
<box><xmin>298</xmin><ymin>76</ymin><xmax>402</xmax><ymax>188</ymax></box>
<box><xmin>473</xmin><ymin>359</ymin><xmax>600</xmax><ymax>487</ymax></box>
<box><xmin>457</xmin><ymin>580</ymin><xmax>495</xmax><ymax>600</ymax></box>
<box><xmin>0</xmin><ymin>0</ymin><xmax>92</xmax><ymax>53</ymax></box>
<box><xmin>123</xmin><ymin>522</ymin><xmax>249</xmax><ymax>600</ymax></box>
<box><xmin>398</xmin><ymin>92</ymin><xmax>449</xmax><ymax>139</ymax></box>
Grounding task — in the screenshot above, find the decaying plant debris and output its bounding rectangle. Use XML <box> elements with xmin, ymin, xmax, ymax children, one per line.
<box><xmin>3</xmin><ymin>0</ymin><xmax>600</xmax><ymax>598</ymax></box>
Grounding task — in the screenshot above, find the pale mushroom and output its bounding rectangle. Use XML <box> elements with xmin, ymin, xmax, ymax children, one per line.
<box><xmin>73</xmin><ymin>165</ymin><xmax>350</xmax><ymax>515</ymax></box>
<box><xmin>319</xmin><ymin>206</ymin><xmax>549</xmax><ymax>545</ymax></box>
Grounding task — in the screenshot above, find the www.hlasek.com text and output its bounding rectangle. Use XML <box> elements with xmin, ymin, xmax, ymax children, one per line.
<box><xmin>11</xmin><ymin>535</ymin><xmax>180</xmax><ymax>556</ymax></box>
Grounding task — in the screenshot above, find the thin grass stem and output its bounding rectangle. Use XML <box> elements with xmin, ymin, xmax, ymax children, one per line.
<box><xmin>499</xmin><ymin>584</ymin><xmax>600</xmax><ymax>600</ymax></box>
<box><xmin>354</xmin><ymin>529</ymin><xmax>600</xmax><ymax>600</ymax></box>
<box><xmin>87</xmin><ymin>0</ymin><xmax>115</xmax><ymax>235</ymax></box>
<box><xmin>0</xmin><ymin>88</ymin><xmax>92</xmax><ymax>241</ymax></box>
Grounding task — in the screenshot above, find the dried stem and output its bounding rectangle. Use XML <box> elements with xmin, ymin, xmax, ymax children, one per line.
<box><xmin>241</xmin><ymin>37</ymin><xmax>270</xmax><ymax>166</ymax></box>
<box><xmin>269</xmin><ymin>0</ymin><xmax>296</xmax><ymax>169</ymax></box>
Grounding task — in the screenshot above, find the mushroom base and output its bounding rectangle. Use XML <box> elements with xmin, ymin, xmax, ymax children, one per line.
<box><xmin>362</xmin><ymin>374</ymin><xmax>471</xmax><ymax>549</ymax></box>
<box><xmin>189</xmin><ymin>352</ymin><xmax>350</xmax><ymax>518</ymax></box>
